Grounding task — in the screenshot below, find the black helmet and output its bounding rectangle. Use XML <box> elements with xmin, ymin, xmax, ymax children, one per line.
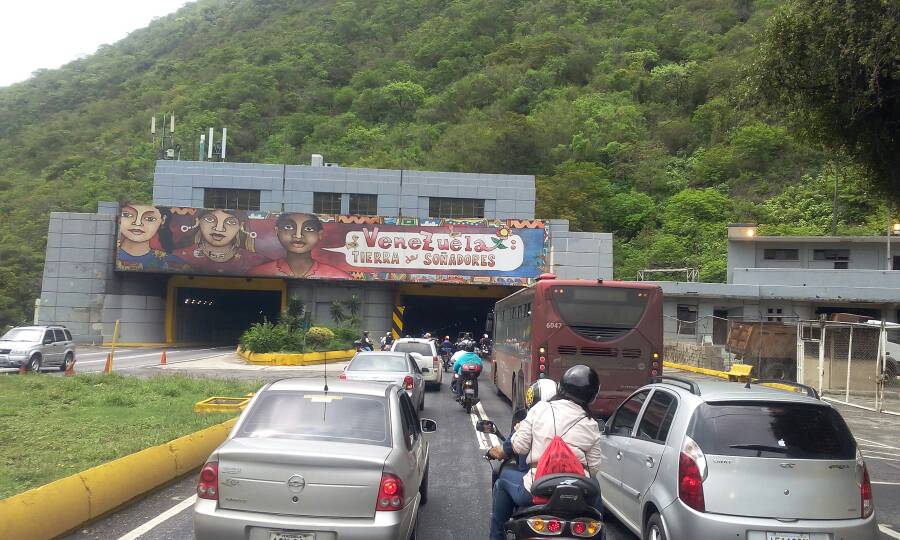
<box><xmin>558</xmin><ymin>365</ymin><xmax>600</xmax><ymax>407</ymax></box>
<box><xmin>464</xmin><ymin>342</ymin><xmax>475</xmax><ymax>352</ymax></box>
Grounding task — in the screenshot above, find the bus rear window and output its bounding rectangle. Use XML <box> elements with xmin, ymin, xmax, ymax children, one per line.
<box><xmin>550</xmin><ymin>286</ymin><xmax>649</xmax><ymax>328</ymax></box>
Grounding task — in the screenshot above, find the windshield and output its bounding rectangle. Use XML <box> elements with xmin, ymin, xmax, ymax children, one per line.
<box><xmin>393</xmin><ymin>342</ymin><xmax>433</xmax><ymax>356</ymax></box>
<box><xmin>550</xmin><ymin>286</ymin><xmax>649</xmax><ymax>328</ymax></box>
<box><xmin>238</xmin><ymin>391</ymin><xmax>389</xmax><ymax>446</ymax></box>
<box><xmin>348</xmin><ymin>354</ymin><xmax>409</xmax><ymax>372</ymax></box>
<box><xmin>1</xmin><ymin>328</ymin><xmax>43</xmax><ymax>342</ymax></box>
<box><xmin>690</xmin><ymin>402</ymin><xmax>855</xmax><ymax>460</ymax></box>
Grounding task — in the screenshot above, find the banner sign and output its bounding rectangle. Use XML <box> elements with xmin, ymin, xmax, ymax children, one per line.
<box><xmin>114</xmin><ymin>205</ymin><xmax>548</xmax><ymax>285</ymax></box>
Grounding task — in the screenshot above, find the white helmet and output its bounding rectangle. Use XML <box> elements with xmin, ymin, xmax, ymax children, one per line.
<box><xmin>525</xmin><ymin>378</ymin><xmax>558</xmax><ymax>409</ymax></box>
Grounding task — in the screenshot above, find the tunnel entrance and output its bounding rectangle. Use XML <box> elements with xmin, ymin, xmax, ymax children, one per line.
<box><xmin>174</xmin><ymin>287</ymin><xmax>281</xmax><ymax>344</ymax></box>
<box><xmin>397</xmin><ymin>284</ymin><xmax>518</xmax><ymax>340</ymax></box>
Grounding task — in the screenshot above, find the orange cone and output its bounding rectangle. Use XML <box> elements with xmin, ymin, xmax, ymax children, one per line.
<box><xmin>64</xmin><ymin>357</ymin><xmax>75</xmax><ymax>377</ymax></box>
<box><xmin>103</xmin><ymin>353</ymin><xmax>112</xmax><ymax>374</ymax></box>
<box><xmin>160</xmin><ymin>350</ymin><xmax>167</xmax><ymax>366</ymax></box>
<box><xmin>18</xmin><ymin>363</ymin><xmax>27</xmax><ymax>375</ymax></box>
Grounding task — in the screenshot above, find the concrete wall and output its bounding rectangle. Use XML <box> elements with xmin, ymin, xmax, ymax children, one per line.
<box><xmin>733</xmin><ymin>268</ymin><xmax>900</xmax><ymax>289</ymax></box>
<box><xmin>547</xmin><ymin>220</ymin><xmax>613</xmax><ymax>280</ymax></box>
<box><xmin>287</xmin><ymin>281</ymin><xmax>395</xmax><ymax>336</ymax></box>
<box><xmin>727</xmin><ymin>238</ymin><xmax>894</xmax><ymax>282</ymax></box>
<box><xmin>152</xmin><ymin>160</ymin><xmax>536</xmax><ymax>220</ymax></box>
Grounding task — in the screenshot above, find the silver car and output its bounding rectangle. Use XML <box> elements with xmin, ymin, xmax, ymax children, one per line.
<box><xmin>340</xmin><ymin>351</ymin><xmax>426</xmax><ymax>412</ymax></box>
<box><xmin>194</xmin><ymin>379</ymin><xmax>436</xmax><ymax>540</ymax></box>
<box><xmin>0</xmin><ymin>325</ymin><xmax>76</xmax><ymax>372</ymax></box>
<box><xmin>598</xmin><ymin>377</ymin><xmax>879</xmax><ymax>540</ymax></box>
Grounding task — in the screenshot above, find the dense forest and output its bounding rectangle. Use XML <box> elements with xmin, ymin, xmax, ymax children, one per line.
<box><xmin>0</xmin><ymin>0</ymin><xmax>887</xmax><ymax>327</ymax></box>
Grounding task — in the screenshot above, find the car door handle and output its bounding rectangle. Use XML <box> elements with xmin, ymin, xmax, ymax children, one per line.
<box><xmin>616</xmin><ymin>451</ymin><xmax>622</xmax><ymax>461</ymax></box>
<box><xmin>646</xmin><ymin>456</ymin><xmax>654</xmax><ymax>468</ymax></box>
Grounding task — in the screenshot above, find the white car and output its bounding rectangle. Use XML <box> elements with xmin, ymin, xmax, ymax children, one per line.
<box><xmin>392</xmin><ymin>338</ymin><xmax>442</xmax><ymax>388</ymax></box>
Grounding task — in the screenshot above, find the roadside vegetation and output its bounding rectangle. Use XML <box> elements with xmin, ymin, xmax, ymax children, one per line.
<box><xmin>238</xmin><ymin>322</ymin><xmax>356</xmax><ymax>354</ymax></box>
<box><xmin>0</xmin><ymin>373</ymin><xmax>260</xmax><ymax>499</ymax></box>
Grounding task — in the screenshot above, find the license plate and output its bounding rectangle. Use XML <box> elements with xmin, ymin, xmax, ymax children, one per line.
<box><xmin>269</xmin><ymin>532</ymin><xmax>314</xmax><ymax>540</ymax></box>
<box><xmin>465</xmin><ymin>388</ymin><xmax>475</xmax><ymax>394</ymax></box>
<box><xmin>766</xmin><ymin>533</ymin><xmax>810</xmax><ymax>540</ymax></box>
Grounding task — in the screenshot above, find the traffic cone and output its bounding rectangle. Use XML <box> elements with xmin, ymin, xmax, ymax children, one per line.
<box><xmin>160</xmin><ymin>350</ymin><xmax>167</xmax><ymax>366</ymax></box>
<box><xmin>18</xmin><ymin>363</ymin><xmax>27</xmax><ymax>375</ymax></box>
<box><xmin>103</xmin><ymin>353</ymin><xmax>112</xmax><ymax>374</ymax></box>
<box><xmin>64</xmin><ymin>357</ymin><xmax>75</xmax><ymax>377</ymax></box>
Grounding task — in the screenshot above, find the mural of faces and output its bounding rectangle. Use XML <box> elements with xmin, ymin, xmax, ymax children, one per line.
<box><xmin>276</xmin><ymin>213</ymin><xmax>323</xmax><ymax>254</ymax></box>
<box><xmin>119</xmin><ymin>205</ymin><xmax>164</xmax><ymax>243</ymax></box>
<box><xmin>199</xmin><ymin>209</ymin><xmax>242</xmax><ymax>247</ymax></box>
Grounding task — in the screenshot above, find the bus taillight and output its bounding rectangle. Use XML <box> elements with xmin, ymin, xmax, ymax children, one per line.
<box><xmin>538</xmin><ymin>345</ymin><xmax>547</xmax><ymax>378</ymax></box>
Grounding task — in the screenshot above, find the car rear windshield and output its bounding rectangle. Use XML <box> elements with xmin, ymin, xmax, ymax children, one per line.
<box><xmin>1</xmin><ymin>328</ymin><xmax>43</xmax><ymax>342</ymax></box>
<box><xmin>393</xmin><ymin>342</ymin><xmax>433</xmax><ymax>356</ymax></box>
<box><xmin>238</xmin><ymin>391</ymin><xmax>390</xmax><ymax>446</ymax></box>
<box><xmin>690</xmin><ymin>402</ymin><xmax>855</xmax><ymax>460</ymax></box>
<box><xmin>348</xmin><ymin>354</ymin><xmax>409</xmax><ymax>372</ymax></box>
<box><xmin>550</xmin><ymin>286</ymin><xmax>649</xmax><ymax>328</ymax></box>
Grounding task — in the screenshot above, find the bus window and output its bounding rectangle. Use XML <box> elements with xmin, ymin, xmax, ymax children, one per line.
<box><xmin>551</xmin><ymin>287</ymin><xmax>648</xmax><ymax>329</ymax></box>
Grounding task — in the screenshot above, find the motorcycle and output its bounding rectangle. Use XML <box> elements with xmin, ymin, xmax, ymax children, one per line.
<box><xmin>477</xmin><ymin>416</ymin><xmax>604</xmax><ymax>539</ymax></box>
<box><xmin>454</xmin><ymin>362</ymin><xmax>482</xmax><ymax>414</ymax></box>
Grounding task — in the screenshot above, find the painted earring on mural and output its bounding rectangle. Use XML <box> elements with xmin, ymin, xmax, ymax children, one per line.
<box><xmin>180</xmin><ymin>225</ymin><xmax>192</xmax><ymax>233</ymax></box>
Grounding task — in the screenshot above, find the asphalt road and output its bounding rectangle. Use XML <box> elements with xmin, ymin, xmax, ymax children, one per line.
<box><xmin>0</xmin><ymin>345</ymin><xmax>238</xmax><ymax>376</ymax></box>
<box><xmin>54</xmin><ymin>362</ymin><xmax>900</xmax><ymax>540</ymax></box>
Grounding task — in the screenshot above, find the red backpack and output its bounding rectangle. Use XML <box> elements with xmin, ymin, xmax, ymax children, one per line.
<box><xmin>531</xmin><ymin>403</ymin><xmax>587</xmax><ymax>504</ymax></box>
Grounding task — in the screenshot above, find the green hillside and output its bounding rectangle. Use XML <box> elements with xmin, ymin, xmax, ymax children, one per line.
<box><xmin>0</xmin><ymin>0</ymin><xmax>885</xmax><ymax>327</ymax></box>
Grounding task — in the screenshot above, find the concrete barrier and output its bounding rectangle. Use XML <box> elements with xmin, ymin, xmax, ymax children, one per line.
<box><xmin>237</xmin><ymin>347</ymin><xmax>356</xmax><ymax>366</ymax></box>
<box><xmin>0</xmin><ymin>418</ymin><xmax>237</xmax><ymax>540</ymax></box>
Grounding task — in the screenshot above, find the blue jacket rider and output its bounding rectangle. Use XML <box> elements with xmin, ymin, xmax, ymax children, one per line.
<box><xmin>452</xmin><ymin>342</ymin><xmax>482</xmax><ymax>395</ymax></box>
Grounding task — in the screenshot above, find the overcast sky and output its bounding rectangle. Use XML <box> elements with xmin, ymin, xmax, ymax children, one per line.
<box><xmin>0</xmin><ymin>1</ymin><xmax>194</xmax><ymax>87</ymax></box>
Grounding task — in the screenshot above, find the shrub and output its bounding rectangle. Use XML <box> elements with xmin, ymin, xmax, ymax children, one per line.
<box><xmin>240</xmin><ymin>321</ymin><xmax>291</xmax><ymax>353</ymax></box>
<box><xmin>306</xmin><ymin>326</ymin><xmax>336</xmax><ymax>349</ymax></box>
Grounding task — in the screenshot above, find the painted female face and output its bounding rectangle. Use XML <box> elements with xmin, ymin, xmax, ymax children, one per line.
<box><xmin>119</xmin><ymin>205</ymin><xmax>163</xmax><ymax>243</ymax></box>
<box><xmin>199</xmin><ymin>210</ymin><xmax>241</xmax><ymax>247</ymax></box>
<box><xmin>277</xmin><ymin>214</ymin><xmax>321</xmax><ymax>254</ymax></box>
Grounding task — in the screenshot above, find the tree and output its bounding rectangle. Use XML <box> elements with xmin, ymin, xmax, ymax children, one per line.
<box><xmin>754</xmin><ymin>0</ymin><xmax>900</xmax><ymax>198</ymax></box>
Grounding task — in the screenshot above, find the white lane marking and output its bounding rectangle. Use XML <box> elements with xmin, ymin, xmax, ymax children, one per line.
<box><xmin>880</xmin><ymin>524</ymin><xmax>900</xmax><ymax>539</ymax></box>
<box><xmin>116</xmin><ymin>494</ymin><xmax>197</xmax><ymax>540</ymax></box>
<box><xmin>77</xmin><ymin>348</ymin><xmax>224</xmax><ymax>365</ymax></box>
<box><xmin>862</xmin><ymin>449</ymin><xmax>900</xmax><ymax>457</ymax></box>
<box><xmin>75</xmin><ymin>349</ymin><xmax>136</xmax><ymax>357</ymax></box>
<box><xmin>872</xmin><ymin>481</ymin><xmax>900</xmax><ymax>486</ymax></box>
<box><xmin>858</xmin><ymin>438</ymin><xmax>900</xmax><ymax>451</ymax></box>
<box><xmin>864</xmin><ymin>456</ymin><xmax>900</xmax><ymax>463</ymax></box>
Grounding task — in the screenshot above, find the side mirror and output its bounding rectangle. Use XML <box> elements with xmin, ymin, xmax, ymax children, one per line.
<box><xmin>475</xmin><ymin>420</ymin><xmax>496</xmax><ymax>434</ymax></box>
<box><xmin>596</xmin><ymin>419</ymin><xmax>607</xmax><ymax>434</ymax></box>
<box><xmin>420</xmin><ymin>418</ymin><xmax>437</xmax><ymax>433</ymax></box>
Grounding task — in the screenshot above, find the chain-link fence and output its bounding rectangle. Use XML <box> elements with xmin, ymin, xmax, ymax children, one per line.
<box><xmin>798</xmin><ymin>321</ymin><xmax>900</xmax><ymax>415</ymax></box>
<box><xmin>664</xmin><ymin>315</ymin><xmax>799</xmax><ymax>380</ymax></box>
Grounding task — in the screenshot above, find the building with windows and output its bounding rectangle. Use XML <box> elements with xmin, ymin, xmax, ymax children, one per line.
<box><xmin>657</xmin><ymin>224</ymin><xmax>900</xmax><ymax>343</ymax></box>
<box><xmin>38</xmin><ymin>158</ymin><xmax>612</xmax><ymax>344</ymax></box>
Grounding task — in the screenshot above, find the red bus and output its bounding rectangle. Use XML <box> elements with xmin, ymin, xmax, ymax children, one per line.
<box><xmin>491</xmin><ymin>275</ymin><xmax>663</xmax><ymax>418</ymax></box>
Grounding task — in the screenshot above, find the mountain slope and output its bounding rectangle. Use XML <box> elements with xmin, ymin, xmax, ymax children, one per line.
<box><xmin>0</xmin><ymin>0</ymin><xmax>884</xmax><ymax>327</ymax></box>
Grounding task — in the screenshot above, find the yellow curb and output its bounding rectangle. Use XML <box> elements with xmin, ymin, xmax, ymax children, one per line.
<box><xmin>194</xmin><ymin>396</ymin><xmax>251</xmax><ymax>413</ymax></box>
<box><xmin>236</xmin><ymin>347</ymin><xmax>356</xmax><ymax>366</ymax></box>
<box><xmin>0</xmin><ymin>418</ymin><xmax>236</xmax><ymax>540</ymax></box>
<box><xmin>664</xmin><ymin>361</ymin><xmax>802</xmax><ymax>393</ymax></box>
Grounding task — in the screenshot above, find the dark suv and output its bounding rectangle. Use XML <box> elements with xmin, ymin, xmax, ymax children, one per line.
<box><xmin>0</xmin><ymin>325</ymin><xmax>76</xmax><ymax>372</ymax></box>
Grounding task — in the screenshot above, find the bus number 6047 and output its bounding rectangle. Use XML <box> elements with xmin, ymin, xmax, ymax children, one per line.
<box><xmin>546</xmin><ymin>321</ymin><xmax>563</xmax><ymax>329</ymax></box>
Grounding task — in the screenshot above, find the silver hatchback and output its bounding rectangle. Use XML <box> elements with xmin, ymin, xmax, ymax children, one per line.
<box><xmin>0</xmin><ymin>325</ymin><xmax>76</xmax><ymax>372</ymax></box>
<box><xmin>194</xmin><ymin>379</ymin><xmax>436</xmax><ymax>540</ymax></box>
<box><xmin>597</xmin><ymin>377</ymin><xmax>879</xmax><ymax>540</ymax></box>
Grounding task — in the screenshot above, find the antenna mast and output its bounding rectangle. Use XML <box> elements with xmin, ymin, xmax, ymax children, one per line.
<box><xmin>150</xmin><ymin>112</ymin><xmax>180</xmax><ymax>160</ymax></box>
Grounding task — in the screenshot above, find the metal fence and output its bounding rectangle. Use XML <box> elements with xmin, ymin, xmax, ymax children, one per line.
<box><xmin>797</xmin><ymin>321</ymin><xmax>899</xmax><ymax>416</ymax></box>
<box><xmin>664</xmin><ymin>315</ymin><xmax>799</xmax><ymax>381</ymax></box>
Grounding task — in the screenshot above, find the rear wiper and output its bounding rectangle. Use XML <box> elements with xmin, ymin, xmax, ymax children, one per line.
<box><xmin>729</xmin><ymin>443</ymin><xmax>787</xmax><ymax>453</ymax></box>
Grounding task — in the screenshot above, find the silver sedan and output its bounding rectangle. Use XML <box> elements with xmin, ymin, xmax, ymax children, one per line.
<box><xmin>340</xmin><ymin>351</ymin><xmax>426</xmax><ymax>412</ymax></box>
<box><xmin>193</xmin><ymin>379</ymin><xmax>436</xmax><ymax>540</ymax></box>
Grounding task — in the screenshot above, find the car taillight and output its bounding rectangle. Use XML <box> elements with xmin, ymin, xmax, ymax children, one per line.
<box><xmin>547</xmin><ymin>519</ymin><xmax>562</xmax><ymax>533</ymax></box>
<box><xmin>858</xmin><ymin>449</ymin><xmax>874</xmax><ymax>518</ymax></box>
<box><xmin>433</xmin><ymin>356</ymin><xmax>439</xmax><ymax>370</ymax></box>
<box><xmin>197</xmin><ymin>461</ymin><xmax>218</xmax><ymax>500</ymax></box>
<box><xmin>403</xmin><ymin>375</ymin><xmax>414</xmax><ymax>390</ymax></box>
<box><xmin>338</xmin><ymin>372</ymin><xmax>347</xmax><ymax>380</ymax></box>
<box><xmin>377</xmin><ymin>473</ymin><xmax>404</xmax><ymax>511</ymax></box>
<box><xmin>678</xmin><ymin>436</ymin><xmax>706</xmax><ymax>512</ymax></box>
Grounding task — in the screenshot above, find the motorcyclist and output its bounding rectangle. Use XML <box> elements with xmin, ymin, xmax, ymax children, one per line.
<box><xmin>359</xmin><ymin>331</ymin><xmax>373</xmax><ymax>351</ymax></box>
<box><xmin>451</xmin><ymin>342</ymin><xmax>482</xmax><ymax>397</ymax></box>
<box><xmin>480</xmin><ymin>333</ymin><xmax>491</xmax><ymax>349</ymax></box>
<box><xmin>439</xmin><ymin>336</ymin><xmax>453</xmax><ymax>356</ymax></box>
<box><xmin>487</xmin><ymin>366</ymin><xmax>603</xmax><ymax>540</ymax></box>
<box><xmin>380</xmin><ymin>331</ymin><xmax>393</xmax><ymax>351</ymax></box>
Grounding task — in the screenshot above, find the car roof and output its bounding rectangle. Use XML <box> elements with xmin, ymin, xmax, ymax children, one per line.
<box><xmin>394</xmin><ymin>338</ymin><xmax>431</xmax><ymax>343</ymax></box>
<box><xmin>266</xmin><ymin>378</ymin><xmax>396</xmax><ymax>397</ymax></box>
<box><xmin>9</xmin><ymin>325</ymin><xmax>61</xmax><ymax>331</ymax></box>
<box><xmin>649</xmin><ymin>379</ymin><xmax>825</xmax><ymax>405</ymax></box>
<box><xmin>354</xmin><ymin>350</ymin><xmax>407</xmax><ymax>356</ymax></box>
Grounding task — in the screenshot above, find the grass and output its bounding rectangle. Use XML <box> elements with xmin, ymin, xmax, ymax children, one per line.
<box><xmin>0</xmin><ymin>373</ymin><xmax>262</xmax><ymax>499</ymax></box>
